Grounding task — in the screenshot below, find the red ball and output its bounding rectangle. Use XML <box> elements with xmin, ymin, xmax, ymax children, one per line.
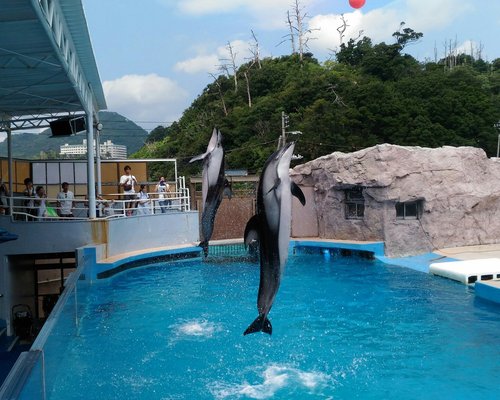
<box><xmin>349</xmin><ymin>0</ymin><xmax>366</xmax><ymax>9</ymax></box>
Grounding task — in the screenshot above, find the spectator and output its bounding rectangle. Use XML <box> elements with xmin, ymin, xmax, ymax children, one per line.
<box><xmin>155</xmin><ymin>177</ymin><xmax>170</xmax><ymax>213</ymax></box>
<box><xmin>0</xmin><ymin>179</ymin><xmax>9</xmax><ymax>215</ymax></box>
<box><xmin>97</xmin><ymin>195</ymin><xmax>115</xmax><ymax>218</ymax></box>
<box><xmin>136</xmin><ymin>184</ymin><xmax>151</xmax><ymax>215</ymax></box>
<box><xmin>56</xmin><ymin>182</ymin><xmax>74</xmax><ymax>218</ymax></box>
<box><xmin>120</xmin><ymin>165</ymin><xmax>137</xmax><ymax>216</ymax></box>
<box><xmin>23</xmin><ymin>178</ymin><xmax>36</xmax><ymax>220</ymax></box>
<box><xmin>34</xmin><ymin>186</ymin><xmax>47</xmax><ymax>219</ymax></box>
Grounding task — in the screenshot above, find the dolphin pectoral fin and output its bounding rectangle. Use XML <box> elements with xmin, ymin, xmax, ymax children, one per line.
<box><xmin>189</xmin><ymin>152</ymin><xmax>208</xmax><ymax>163</ymax></box>
<box><xmin>291</xmin><ymin>182</ymin><xmax>306</xmax><ymax>206</ymax></box>
<box><xmin>244</xmin><ymin>214</ymin><xmax>260</xmax><ymax>248</ymax></box>
<box><xmin>243</xmin><ymin>314</ymin><xmax>272</xmax><ymax>336</ymax></box>
<box><xmin>266</xmin><ymin>178</ymin><xmax>281</xmax><ymax>195</ymax></box>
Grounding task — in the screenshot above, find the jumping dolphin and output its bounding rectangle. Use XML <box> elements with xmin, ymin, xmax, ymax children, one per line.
<box><xmin>189</xmin><ymin>128</ymin><xmax>229</xmax><ymax>257</ymax></box>
<box><xmin>243</xmin><ymin>142</ymin><xmax>306</xmax><ymax>335</ymax></box>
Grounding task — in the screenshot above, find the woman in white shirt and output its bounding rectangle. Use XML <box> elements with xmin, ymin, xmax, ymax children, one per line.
<box><xmin>34</xmin><ymin>186</ymin><xmax>47</xmax><ymax>218</ymax></box>
<box><xmin>136</xmin><ymin>184</ymin><xmax>151</xmax><ymax>215</ymax></box>
<box><xmin>155</xmin><ymin>177</ymin><xmax>170</xmax><ymax>213</ymax></box>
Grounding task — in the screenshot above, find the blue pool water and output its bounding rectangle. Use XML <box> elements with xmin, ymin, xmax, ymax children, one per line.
<box><xmin>45</xmin><ymin>252</ymin><xmax>500</xmax><ymax>399</ymax></box>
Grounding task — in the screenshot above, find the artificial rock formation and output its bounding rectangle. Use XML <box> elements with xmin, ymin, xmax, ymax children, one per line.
<box><xmin>291</xmin><ymin>144</ymin><xmax>500</xmax><ymax>257</ymax></box>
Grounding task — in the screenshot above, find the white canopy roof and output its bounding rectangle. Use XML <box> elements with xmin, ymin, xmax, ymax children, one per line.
<box><xmin>0</xmin><ymin>0</ymin><xmax>106</xmax><ymax>120</ymax></box>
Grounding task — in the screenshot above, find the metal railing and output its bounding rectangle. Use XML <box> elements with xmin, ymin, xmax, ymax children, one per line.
<box><xmin>3</xmin><ymin>177</ymin><xmax>191</xmax><ymax>222</ymax></box>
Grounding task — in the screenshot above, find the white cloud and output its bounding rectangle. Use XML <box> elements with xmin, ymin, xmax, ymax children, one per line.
<box><xmin>103</xmin><ymin>74</ymin><xmax>189</xmax><ymax>128</ymax></box>
<box><xmin>173</xmin><ymin>0</ymin><xmax>315</xmax><ymax>29</ymax></box>
<box><xmin>455</xmin><ymin>40</ymin><xmax>482</xmax><ymax>57</ymax></box>
<box><xmin>308</xmin><ymin>0</ymin><xmax>474</xmax><ymax>56</ymax></box>
<box><xmin>177</xmin><ymin>0</ymin><xmax>295</xmax><ymax>15</ymax></box>
<box><xmin>175</xmin><ymin>39</ymin><xmax>256</xmax><ymax>75</ymax></box>
<box><xmin>174</xmin><ymin>54</ymin><xmax>219</xmax><ymax>74</ymax></box>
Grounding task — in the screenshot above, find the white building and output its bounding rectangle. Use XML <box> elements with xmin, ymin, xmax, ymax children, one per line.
<box><xmin>60</xmin><ymin>139</ymin><xmax>127</xmax><ymax>159</ymax></box>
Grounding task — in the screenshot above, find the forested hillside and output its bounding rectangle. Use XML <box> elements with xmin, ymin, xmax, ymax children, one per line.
<box><xmin>137</xmin><ymin>31</ymin><xmax>500</xmax><ymax>177</ymax></box>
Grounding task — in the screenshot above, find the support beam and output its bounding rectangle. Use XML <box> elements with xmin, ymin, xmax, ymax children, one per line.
<box><xmin>86</xmin><ymin>106</ymin><xmax>96</xmax><ymax>219</ymax></box>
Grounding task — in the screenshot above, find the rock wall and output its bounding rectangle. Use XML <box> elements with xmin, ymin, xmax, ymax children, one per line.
<box><xmin>291</xmin><ymin>144</ymin><xmax>500</xmax><ymax>257</ymax></box>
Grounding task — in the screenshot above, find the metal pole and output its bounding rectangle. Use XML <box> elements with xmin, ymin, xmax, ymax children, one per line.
<box><xmin>497</xmin><ymin>133</ymin><xmax>499</xmax><ymax>158</ymax></box>
<box><xmin>86</xmin><ymin>109</ymin><xmax>96</xmax><ymax>219</ymax></box>
<box><xmin>6</xmin><ymin>124</ymin><xmax>13</xmax><ymax>215</ymax></box>
<box><xmin>95</xmin><ymin>127</ymin><xmax>102</xmax><ymax>195</ymax></box>
<box><xmin>495</xmin><ymin>121</ymin><xmax>500</xmax><ymax>158</ymax></box>
<box><xmin>281</xmin><ymin>111</ymin><xmax>286</xmax><ymax>148</ymax></box>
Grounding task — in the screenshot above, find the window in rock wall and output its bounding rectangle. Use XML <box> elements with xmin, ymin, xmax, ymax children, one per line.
<box><xmin>395</xmin><ymin>200</ymin><xmax>423</xmax><ymax>220</ymax></box>
<box><xmin>345</xmin><ymin>187</ymin><xmax>365</xmax><ymax>219</ymax></box>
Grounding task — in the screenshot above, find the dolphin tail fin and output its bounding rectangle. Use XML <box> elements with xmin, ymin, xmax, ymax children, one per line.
<box><xmin>199</xmin><ymin>240</ymin><xmax>209</xmax><ymax>257</ymax></box>
<box><xmin>243</xmin><ymin>314</ymin><xmax>272</xmax><ymax>336</ymax></box>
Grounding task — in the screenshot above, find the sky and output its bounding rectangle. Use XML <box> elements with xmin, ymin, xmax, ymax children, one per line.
<box><xmin>80</xmin><ymin>0</ymin><xmax>500</xmax><ymax>133</ymax></box>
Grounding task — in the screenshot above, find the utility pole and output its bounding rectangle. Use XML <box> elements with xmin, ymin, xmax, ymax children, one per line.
<box><xmin>278</xmin><ymin>111</ymin><xmax>290</xmax><ymax>149</ymax></box>
<box><xmin>495</xmin><ymin>121</ymin><xmax>500</xmax><ymax>158</ymax></box>
<box><xmin>278</xmin><ymin>111</ymin><xmax>302</xmax><ymax>151</ymax></box>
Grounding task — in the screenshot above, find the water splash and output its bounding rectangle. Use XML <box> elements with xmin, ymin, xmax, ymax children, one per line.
<box><xmin>209</xmin><ymin>364</ymin><xmax>330</xmax><ymax>399</ymax></box>
<box><xmin>170</xmin><ymin>318</ymin><xmax>222</xmax><ymax>340</ymax></box>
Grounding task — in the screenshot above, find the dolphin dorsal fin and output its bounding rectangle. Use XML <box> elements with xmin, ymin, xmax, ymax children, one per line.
<box><xmin>291</xmin><ymin>182</ymin><xmax>306</xmax><ymax>206</ymax></box>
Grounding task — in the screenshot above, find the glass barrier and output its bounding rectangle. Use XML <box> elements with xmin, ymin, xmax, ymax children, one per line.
<box><xmin>0</xmin><ymin>261</ymin><xmax>89</xmax><ymax>399</ymax></box>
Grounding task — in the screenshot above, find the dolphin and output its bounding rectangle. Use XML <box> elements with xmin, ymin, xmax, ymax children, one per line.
<box><xmin>243</xmin><ymin>142</ymin><xmax>306</xmax><ymax>335</ymax></box>
<box><xmin>189</xmin><ymin>128</ymin><xmax>230</xmax><ymax>257</ymax></box>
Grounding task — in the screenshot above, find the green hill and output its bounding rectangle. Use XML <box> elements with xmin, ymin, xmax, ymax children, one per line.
<box><xmin>0</xmin><ymin>111</ymin><xmax>148</xmax><ymax>159</ymax></box>
<box><xmin>136</xmin><ymin>31</ymin><xmax>500</xmax><ymax>178</ymax></box>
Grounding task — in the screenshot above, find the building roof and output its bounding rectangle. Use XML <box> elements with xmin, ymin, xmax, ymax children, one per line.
<box><xmin>0</xmin><ymin>0</ymin><xmax>106</xmax><ymax>119</ymax></box>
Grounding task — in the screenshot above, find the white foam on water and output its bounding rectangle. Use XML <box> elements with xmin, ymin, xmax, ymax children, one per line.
<box><xmin>170</xmin><ymin>318</ymin><xmax>222</xmax><ymax>340</ymax></box>
<box><xmin>209</xmin><ymin>364</ymin><xmax>331</xmax><ymax>399</ymax></box>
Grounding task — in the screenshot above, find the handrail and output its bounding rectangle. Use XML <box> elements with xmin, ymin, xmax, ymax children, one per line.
<box><xmin>4</xmin><ymin>189</ymin><xmax>191</xmax><ymax>222</ymax></box>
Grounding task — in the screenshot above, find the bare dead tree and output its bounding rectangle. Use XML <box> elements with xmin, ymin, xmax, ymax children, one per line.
<box><xmin>476</xmin><ymin>40</ymin><xmax>484</xmax><ymax>60</ymax></box>
<box><xmin>209</xmin><ymin>73</ymin><xmax>228</xmax><ymax>116</ymax></box>
<box><xmin>337</xmin><ymin>14</ymin><xmax>348</xmax><ymax>46</ymax></box>
<box><xmin>278</xmin><ymin>1</ymin><xmax>319</xmax><ymax>62</ymax></box>
<box><xmin>327</xmin><ymin>84</ymin><xmax>347</xmax><ymax>107</ymax></box>
<box><xmin>226</xmin><ymin>42</ymin><xmax>239</xmax><ymax>93</ymax></box>
<box><xmin>286</xmin><ymin>11</ymin><xmax>297</xmax><ymax>54</ymax></box>
<box><xmin>218</xmin><ymin>42</ymin><xmax>239</xmax><ymax>93</ymax></box>
<box><xmin>243</xmin><ymin>71</ymin><xmax>252</xmax><ymax>108</ymax></box>
<box><xmin>291</xmin><ymin>0</ymin><xmax>318</xmax><ymax>62</ymax></box>
<box><xmin>249</xmin><ymin>30</ymin><xmax>262</xmax><ymax>69</ymax></box>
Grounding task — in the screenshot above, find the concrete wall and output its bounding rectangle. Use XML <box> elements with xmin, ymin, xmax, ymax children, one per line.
<box><xmin>197</xmin><ymin>198</ymin><xmax>255</xmax><ymax>241</ymax></box>
<box><xmin>0</xmin><ymin>211</ymin><xmax>199</xmax><ymax>334</ymax></box>
<box><xmin>291</xmin><ymin>186</ymin><xmax>319</xmax><ymax>237</ymax></box>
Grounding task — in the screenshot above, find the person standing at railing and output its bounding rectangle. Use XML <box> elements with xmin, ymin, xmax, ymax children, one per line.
<box><xmin>155</xmin><ymin>177</ymin><xmax>169</xmax><ymax>213</ymax></box>
<box><xmin>0</xmin><ymin>179</ymin><xmax>9</xmax><ymax>215</ymax></box>
<box><xmin>56</xmin><ymin>182</ymin><xmax>75</xmax><ymax>218</ymax></box>
<box><xmin>136</xmin><ymin>184</ymin><xmax>151</xmax><ymax>215</ymax></box>
<box><xmin>120</xmin><ymin>165</ymin><xmax>137</xmax><ymax>216</ymax></box>
<box><xmin>34</xmin><ymin>186</ymin><xmax>47</xmax><ymax>218</ymax></box>
<box><xmin>23</xmin><ymin>177</ymin><xmax>36</xmax><ymax>220</ymax></box>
